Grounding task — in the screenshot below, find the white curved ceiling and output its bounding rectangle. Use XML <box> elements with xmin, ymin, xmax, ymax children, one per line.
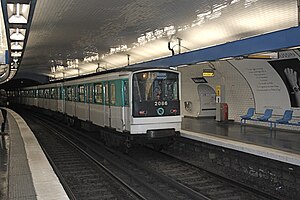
<box><xmin>11</xmin><ymin>0</ymin><xmax>298</xmax><ymax>80</ymax></box>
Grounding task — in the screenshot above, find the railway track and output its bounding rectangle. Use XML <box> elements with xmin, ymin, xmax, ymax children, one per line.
<box><xmin>21</xmin><ymin>110</ymin><xmax>206</xmax><ymax>200</ymax></box>
<box><xmin>24</xmin><ymin>114</ymin><xmax>143</xmax><ymax>200</ymax></box>
<box><xmin>128</xmin><ymin>147</ymin><xmax>273</xmax><ymax>200</ymax></box>
<box><xmin>19</xmin><ymin>108</ymin><xmax>275</xmax><ymax>200</ymax></box>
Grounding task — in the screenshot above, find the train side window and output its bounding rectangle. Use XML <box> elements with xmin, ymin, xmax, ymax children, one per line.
<box><xmin>84</xmin><ymin>85</ymin><xmax>88</xmax><ymax>103</ymax></box>
<box><xmin>58</xmin><ymin>87</ymin><xmax>61</xmax><ymax>100</ymax></box>
<box><xmin>24</xmin><ymin>90</ymin><xmax>29</xmax><ymax>97</ymax></box>
<box><xmin>29</xmin><ymin>90</ymin><xmax>34</xmax><ymax>97</ymax></box>
<box><xmin>110</xmin><ymin>83</ymin><xmax>116</xmax><ymax>105</ymax></box>
<box><xmin>94</xmin><ymin>83</ymin><xmax>103</xmax><ymax>104</ymax></box>
<box><xmin>78</xmin><ymin>85</ymin><xmax>85</xmax><ymax>102</ymax></box>
<box><xmin>66</xmin><ymin>87</ymin><xmax>72</xmax><ymax>101</ymax></box>
<box><xmin>71</xmin><ymin>86</ymin><xmax>76</xmax><ymax>101</ymax></box>
<box><xmin>88</xmin><ymin>84</ymin><xmax>93</xmax><ymax>103</ymax></box>
<box><xmin>105</xmin><ymin>83</ymin><xmax>109</xmax><ymax>105</ymax></box>
<box><xmin>39</xmin><ymin>89</ymin><xmax>44</xmax><ymax>98</ymax></box>
<box><xmin>61</xmin><ymin>87</ymin><xmax>66</xmax><ymax>100</ymax></box>
<box><xmin>44</xmin><ymin>89</ymin><xmax>50</xmax><ymax>99</ymax></box>
<box><xmin>51</xmin><ymin>88</ymin><xmax>57</xmax><ymax>99</ymax></box>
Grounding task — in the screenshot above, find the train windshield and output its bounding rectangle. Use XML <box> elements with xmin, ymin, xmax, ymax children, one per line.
<box><xmin>133</xmin><ymin>71</ymin><xmax>179</xmax><ymax>102</ymax></box>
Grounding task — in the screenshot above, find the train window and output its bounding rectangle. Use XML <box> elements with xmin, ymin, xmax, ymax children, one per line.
<box><xmin>66</xmin><ymin>87</ymin><xmax>72</xmax><ymax>101</ymax></box>
<box><xmin>51</xmin><ymin>88</ymin><xmax>57</xmax><ymax>99</ymax></box>
<box><xmin>58</xmin><ymin>87</ymin><xmax>61</xmax><ymax>99</ymax></box>
<box><xmin>110</xmin><ymin>83</ymin><xmax>116</xmax><ymax>105</ymax></box>
<box><xmin>105</xmin><ymin>83</ymin><xmax>109</xmax><ymax>105</ymax></box>
<box><xmin>29</xmin><ymin>90</ymin><xmax>34</xmax><ymax>97</ymax></box>
<box><xmin>44</xmin><ymin>89</ymin><xmax>50</xmax><ymax>99</ymax></box>
<box><xmin>38</xmin><ymin>89</ymin><xmax>44</xmax><ymax>98</ymax></box>
<box><xmin>61</xmin><ymin>87</ymin><xmax>66</xmax><ymax>100</ymax></box>
<box><xmin>88</xmin><ymin>84</ymin><xmax>93</xmax><ymax>103</ymax></box>
<box><xmin>25</xmin><ymin>90</ymin><xmax>28</xmax><ymax>97</ymax></box>
<box><xmin>123</xmin><ymin>80</ymin><xmax>129</xmax><ymax>106</ymax></box>
<box><xmin>78</xmin><ymin>85</ymin><xmax>85</xmax><ymax>102</ymax></box>
<box><xmin>133</xmin><ymin>71</ymin><xmax>179</xmax><ymax>102</ymax></box>
<box><xmin>94</xmin><ymin>83</ymin><xmax>103</xmax><ymax>104</ymax></box>
<box><xmin>71</xmin><ymin>87</ymin><xmax>76</xmax><ymax>101</ymax></box>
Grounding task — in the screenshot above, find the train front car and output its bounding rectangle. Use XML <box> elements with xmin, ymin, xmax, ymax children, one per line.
<box><xmin>130</xmin><ymin>69</ymin><xmax>181</xmax><ymax>143</ymax></box>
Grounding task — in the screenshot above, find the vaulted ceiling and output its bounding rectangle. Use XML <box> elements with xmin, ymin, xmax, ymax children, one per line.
<box><xmin>1</xmin><ymin>0</ymin><xmax>298</xmax><ymax>83</ymax></box>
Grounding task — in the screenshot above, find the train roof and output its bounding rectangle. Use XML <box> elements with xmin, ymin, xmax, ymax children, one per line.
<box><xmin>49</xmin><ymin>66</ymin><xmax>173</xmax><ymax>84</ymax></box>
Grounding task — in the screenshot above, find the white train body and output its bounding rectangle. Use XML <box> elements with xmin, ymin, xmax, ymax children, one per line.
<box><xmin>14</xmin><ymin>68</ymin><xmax>182</xmax><ymax>138</ymax></box>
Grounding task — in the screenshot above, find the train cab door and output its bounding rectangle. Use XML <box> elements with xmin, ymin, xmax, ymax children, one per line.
<box><xmin>104</xmin><ymin>81</ymin><xmax>111</xmax><ymax>127</ymax></box>
<box><xmin>121</xmin><ymin>80</ymin><xmax>129</xmax><ymax>131</ymax></box>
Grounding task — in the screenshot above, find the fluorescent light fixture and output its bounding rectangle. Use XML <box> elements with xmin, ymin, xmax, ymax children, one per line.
<box><xmin>286</xmin><ymin>46</ymin><xmax>300</xmax><ymax>50</ymax></box>
<box><xmin>11</xmin><ymin>42</ymin><xmax>23</xmax><ymax>50</ymax></box>
<box><xmin>11</xmin><ymin>51</ymin><xmax>22</xmax><ymax>57</ymax></box>
<box><xmin>219</xmin><ymin>57</ymin><xmax>234</xmax><ymax>61</ymax></box>
<box><xmin>9</xmin><ymin>14</ymin><xmax>27</xmax><ymax>24</ymax></box>
<box><xmin>246</xmin><ymin>52</ymin><xmax>278</xmax><ymax>59</ymax></box>
<box><xmin>10</xmin><ymin>28</ymin><xmax>25</xmax><ymax>40</ymax></box>
<box><xmin>8</xmin><ymin>3</ymin><xmax>29</xmax><ymax>24</ymax></box>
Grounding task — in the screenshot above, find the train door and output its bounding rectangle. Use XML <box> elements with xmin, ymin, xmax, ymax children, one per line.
<box><xmin>76</xmin><ymin>85</ymin><xmax>86</xmax><ymax>120</ymax></box>
<box><xmin>62</xmin><ymin>86</ymin><xmax>66</xmax><ymax>114</ymax></box>
<box><xmin>50</xmin><ymin>87</ymin><xmax>58</xmax><ymax>111</ymax></box>
<box><xmin>87</xmin><ymin>83</ymin><xmax>93</xmax><ymax>121</ymax></box>
<box><xmin>84</xmin><ymin>84</ymin><xmax>89</xmax><ymax>120</ymax></box>
<box><xmin>65</xmin><ymin>86</ymin><xmax>76</xmax><ymax>117</ymax></box>
<box><xmin>122</xmin><ymin>80</ymin><xmax>129</xmax><ymax>131</ymax></box>
<box><xmin>73</xmin><ymin>86</ymin><xmax>77</xmax><ymax>117</ymax></box>
<box><xmin>59</xmin><ymin>85</ymin><xmax>66</xmax><ymax>114</ymax></box>
<box><xmin>104</xmin><ymin>81</ymin><xmax>111</xmax><ymax>127</ymax></box>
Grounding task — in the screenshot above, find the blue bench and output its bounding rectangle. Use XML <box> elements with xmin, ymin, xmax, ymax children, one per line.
<box><xmin>240</xmin><ymin>108</ymin><xmax>273</xmax><ymax>128</ymax></box>
<box><xmin>257</xmin><ymin>109</ymin><xmax>273</xmax><ymax>121</ymax></box>
<box><xmin>273</xmin><ymin>110</ymin><xmax>300</xmax><ymax>128</ymax></box>
<box><xmin>241</xmin><ymin>108</ymin><xmax>300</xmax><ymax>129</ymax></box>
<box><xmin>240</xmin><ymin>108</ymin><xmax>255</xmax><ymax>124</ymax></box>
<box><xmin>256</xmin><ymin>109</ymin><xmax>273</xmax><ymax>128</ymax></box>
<box><xmin>275</xmin><ymin>110</ymin><xmax>293</xmax><ymax>124</ymax></box>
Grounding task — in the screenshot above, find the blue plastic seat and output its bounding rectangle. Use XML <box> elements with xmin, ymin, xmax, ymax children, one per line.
<box><xmin>257</xmin><ymin>109</ymin><xmax>273</xmax><ymax>121</ymax></box>
<box><xmin>276</xmin><ymin>110</ymin><xmax>293</xmax><ymax>124</ymax></box>
<box><xmin>240</xmin><ymin>108</ymin><xmax>255</xmax><ymax>123</ymax></box>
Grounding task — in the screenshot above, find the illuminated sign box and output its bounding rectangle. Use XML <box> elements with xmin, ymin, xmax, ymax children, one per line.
<box><xmin>202</xmin><ymin>69</ymin><xmax>214</xmax><ymax>77</ymax></box>
<box><xmin>192</xmin><ymin>77</ymin><xmax>207</xmax><ymax>83</ymax></box>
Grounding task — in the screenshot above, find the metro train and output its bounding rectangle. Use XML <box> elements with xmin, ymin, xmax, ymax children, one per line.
<box><xmin>9</xmin><ymin>67</ymin><xmax>182</xmax><ymax>149</ymax></box>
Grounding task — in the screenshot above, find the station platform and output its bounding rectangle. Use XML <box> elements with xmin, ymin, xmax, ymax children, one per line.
<box><xmin>0</xmin><ymin>108</ymin><xmax>68</xmax><ymax>200</ymax></box>
<box><xmin>181</xmin><ymin>117</ymin><xmax>300</xmax><ymax>166</ymax></box>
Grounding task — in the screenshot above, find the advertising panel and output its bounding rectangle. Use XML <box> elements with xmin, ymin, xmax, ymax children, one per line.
<box><xmin>230</xmin><ymin>59</ymin><xmax>292</xmax><ymax>115</ymax></box>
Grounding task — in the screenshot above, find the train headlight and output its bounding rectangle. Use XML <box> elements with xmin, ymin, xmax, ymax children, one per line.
<box><xmin>170</xmin><ymin>109</ymin><xmax>177</xmax><ymax>114</ymax></box>
<box><xmin>139</xmin><ymin>110</ymin><xmax>147</xmax><ymax>115</ymax></box>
